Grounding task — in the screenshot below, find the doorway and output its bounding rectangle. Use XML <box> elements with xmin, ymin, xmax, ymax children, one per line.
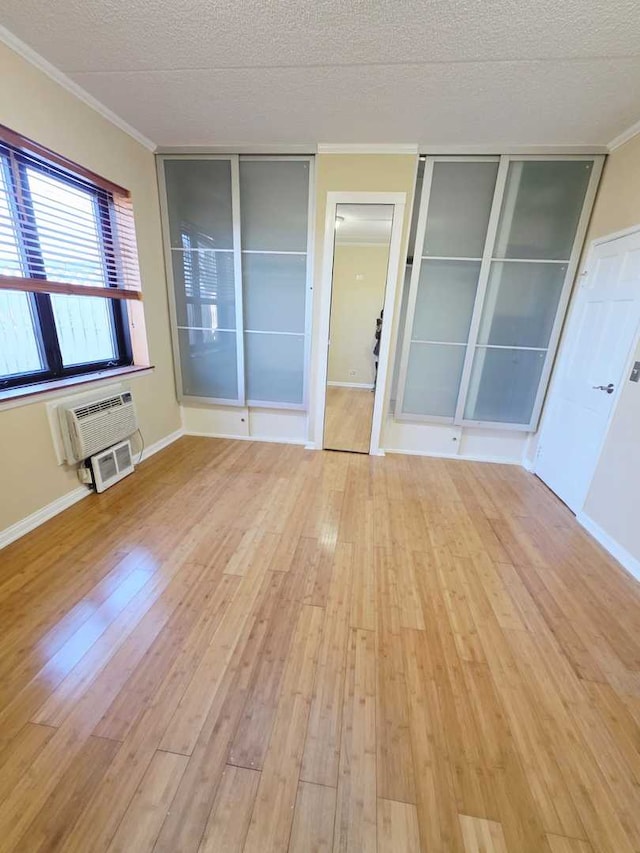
<box><xmin>536</xmin><ymin>227</ymin><xmax>640</xmax><ymax>511</ymax></box>
<box><xmin>308</xmin><ymin>191</ymin><xmax>406</xmax><ymax>455</ymax></box>
<box><xmin>324</xmin><ymin>204</ymin><xmax>393</xmax><ymax>452</ymax></box>
<box><xmin>314</xmin><ymin>192</ymin><xmax>406</xmax><ymax>455</ymax></box>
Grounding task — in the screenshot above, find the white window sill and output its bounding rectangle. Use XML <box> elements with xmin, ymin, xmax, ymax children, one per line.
<box><xmin>0</xmin><ymin>365</ymin><xmax>154</xmax><ymax>412</ymax></box>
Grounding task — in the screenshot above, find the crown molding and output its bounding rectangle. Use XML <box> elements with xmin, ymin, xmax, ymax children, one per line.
<box><xmin>0</xmin><ymin>24</ymin><xmax>156</xmax><ymax>152</ymax></box>
<box><xmin>608</xmin><ymin>119</ymin><xmax>640</xmax><ymax>152</ymax></box>
<box><xmin>419</xmin><ymin>143</ymin><xmax>609</xmax><ymax>155</ymax></box>
<box><xmin>156</xmin><ymin>143</ymin><xmax>315</xmax><ymax>155</ymax></box>
<box><xmin>317</xmin><ymin>143</ymin><xmax>419</xmax><ymax>155</ymax></box>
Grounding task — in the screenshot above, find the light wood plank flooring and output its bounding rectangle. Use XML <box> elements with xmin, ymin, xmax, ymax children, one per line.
<box><xmin>324</xmin><ymin>385</ymin><xmax>375</xmax><ymax>453</ymax></box>
<box><xmin>0</xmin><ymin>436</ymin><xmax>639</xmax><ymax>852</ymax></box>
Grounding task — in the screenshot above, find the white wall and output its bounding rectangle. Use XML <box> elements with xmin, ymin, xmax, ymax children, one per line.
<box><xmin>328</xmin><ymin>244</ymin><xmax>388</xmax><ymax>386</ymax></box>
<box><xmin>578</xmin><ymin>134</ymin><xmax>640</xmax><ymax>566</ymax></box>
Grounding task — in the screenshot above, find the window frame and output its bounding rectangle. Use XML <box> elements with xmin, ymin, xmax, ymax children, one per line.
<box><xmin>0</xmin><ymin>129</ymin><xmax>137</xmax><ymax>392</ymax></box>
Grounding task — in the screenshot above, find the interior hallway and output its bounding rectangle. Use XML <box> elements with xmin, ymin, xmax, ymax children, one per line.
<box><xmin>0</xmin><ymin>437</ymin><xmax>639</xmax><ymax>852</ymax></box>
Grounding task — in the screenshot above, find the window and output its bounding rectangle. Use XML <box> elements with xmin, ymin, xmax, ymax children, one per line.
<box><xmin>0</xmin><ymin>125</ymin><xmax>143</xmax><ymax>392</ymax></box>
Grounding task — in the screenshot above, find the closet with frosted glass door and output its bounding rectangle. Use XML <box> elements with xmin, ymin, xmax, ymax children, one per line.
<box><xmin>158</xmin><ymin>155</ymin><xmax>313</xmax><ymax>410</ymax></box>
<box><xmin>395</xmin><ymin>154</ymin><xmax>604</xmax><ymax>431</ymax></box>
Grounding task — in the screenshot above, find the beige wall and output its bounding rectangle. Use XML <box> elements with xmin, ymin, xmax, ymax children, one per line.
<box><xmin>579</xmin><ymin>134</ymin><xmax>640</xmax><ymax>561</ymax></box>
<box><xmin>328</xmin><ymin>244</ymin><xmax>389</xmax><ymax>386</ymax></box>
<box><xmin>309</xmin><ymin>153</ymin><xmax>417</xmax><ymax>444</ymax></box>
<box><xmin>0</xmin><ymin>43</ymin><xmax>180</xmax><ymax>531</ymax></box>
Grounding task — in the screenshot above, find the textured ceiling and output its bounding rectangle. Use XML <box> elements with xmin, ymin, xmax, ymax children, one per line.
<box><xmin>2</xmin><ymin>0</ymin><xmax>640</xmax><ymax>147</ymax></box>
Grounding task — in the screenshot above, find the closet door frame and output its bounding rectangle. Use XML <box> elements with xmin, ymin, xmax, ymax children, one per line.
<box><xmin>394</xmin><ymin>155</ymin><xmax>501</xmax><ymax>424</ymax></box>
<box><xmin>451</xmin><ymin>155</ymin><xmax>509</xmax><ymax>425</ymax></box>
<box><xmin>158</xmin><ymin>154</ymin><xmax>315</xmax><ymax>410</ymax></box>
<box><xmin>395</xmin><ymin>153</ymin><xmax>604</xmax><ymax>431</ymax></box>
<box><xmin>157</xmin><ymin>154</ymin><xmax>246</xmax><ymax>406</ymax></box>
<box><xmin>240</xmin><ymin>154</ymin><xmax>315</xmax><ymax>412</ymax></box>
<box><xmin>458</xmin><ymin>154</ymin><xmax>604</xmax><ymax>431</ymax></box>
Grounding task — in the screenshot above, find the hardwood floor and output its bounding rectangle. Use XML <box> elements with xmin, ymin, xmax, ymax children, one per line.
<box><xmin>324</xmin><ymin>385</ymin><xmax>374</xmax><ymax>453</ymax></box>
<box><xmin>0</xmin><ymin>436</ymin><xmax>639</xmax><ymax>852</ymax></box>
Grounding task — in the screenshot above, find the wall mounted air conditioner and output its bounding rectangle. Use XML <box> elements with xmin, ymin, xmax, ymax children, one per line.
<box><xmin>58</xmin><ymin>390</ymin><xmax>138</xmax><ymax>463</ymax></box>
<box><xmin>89</xmin><ymin>439</ymin><xmax>134</xmax><ymax>492</ymax></box>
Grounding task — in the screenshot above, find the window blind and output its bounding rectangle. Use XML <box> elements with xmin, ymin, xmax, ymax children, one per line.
<box><xmin>0</xmin><ymin>124</ymin><xmax>141</xmax><ymax>302</ymax></box>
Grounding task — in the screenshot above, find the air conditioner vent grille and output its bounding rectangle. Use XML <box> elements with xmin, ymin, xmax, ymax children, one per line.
<box><xmin>60</xmin><ymin>391</ymin><xmax>138</xmax><ymax>463</ymax></box>
<box><xmin>98</xmin><ymin>453</ymin><xmax>118</xmax><ymax>482</ymax></box>
<box><xmin>90</xmin><ymin>439</ymin><xmax>135</xmax><ymax>492</ymax></box>
<box><xmin>115</xmin><ymin>443</ymin><xmax>132</xmax><ymax>472</ymax></box>
<box><xmin>75</xmin><ymin>395</ymin><xmax>124</xmax><ymax>420</ymax></box>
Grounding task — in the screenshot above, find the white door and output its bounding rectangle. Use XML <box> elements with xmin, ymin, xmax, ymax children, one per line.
<box><xmin>536</xmin><ymin>229</ymin><xmax>640</xmax><ymax>512</ymax></box>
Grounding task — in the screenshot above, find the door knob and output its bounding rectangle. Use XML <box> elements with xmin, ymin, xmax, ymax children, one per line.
<box><xmin>592</xmin><ymin>383</ymin><xmax>614</xmax><ymax>394</ymax></box>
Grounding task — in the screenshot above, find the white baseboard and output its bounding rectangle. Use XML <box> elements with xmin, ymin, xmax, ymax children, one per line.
<box><xmin>140</xmin><ymin>427</ymin><xmax>185</xmax><ymax>461</ymax></box>
<box><xmin>0</xmin><ymin>427</ymin><xmax>185</xmax><ymax>551</ymax></box>
<box><xmin>383</xmin><ymin>447</ymin><xmax>521</xmax><ymax>466</ymax></box>
<box><xmin>0</xmin><ymin>486</ymin><xmax>90</xmax><ymax>551</ymax></box>
<box><xmin>576</xmin><ymin>512</ymin><xmax>640</xmax><ymax>583</ymax></box>
<box><xmin>184</xmin><ymin>430</ymin><xmax>307</xmax><ymax>446</ymax></box>
<box><xmin>327</xmin><ymin>381</ymin><xmax>374</xmax><ymax>389</ymax></box>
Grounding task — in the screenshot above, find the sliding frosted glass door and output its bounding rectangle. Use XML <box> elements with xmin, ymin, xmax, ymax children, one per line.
<box><xmin>240</xmin><ymin>158</ymin><xmax>311</xmax><ymax>406</ymax></box>
<box><xmin>396</xmin><ymin>155</ymin><xmax>603</xmax><ymax>430</ymax></box>
<box><xmin>463</xmin><ymin>159</ymin><xmax>596</xmax><ymax>426</ymax></box>
<box><xmin>397</xmin><ymin>158</ymin><xmax>499</xmax><ymax>418</ymax></box>
<box><xmin>160</xmin><ymin>155</ymin><xmax>313</xmax><ymax>409</ymax></box>
<box><xmin>161</xmin><ymin>157</ymin><xmax>243</xmax><ymax>403</ymax></box>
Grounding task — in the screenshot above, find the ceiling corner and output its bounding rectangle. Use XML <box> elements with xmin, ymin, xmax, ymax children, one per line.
<box><xmin>0</xmin><ymin>23</ymin><xmax>156</xmax><ymax>152</ymax></box>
